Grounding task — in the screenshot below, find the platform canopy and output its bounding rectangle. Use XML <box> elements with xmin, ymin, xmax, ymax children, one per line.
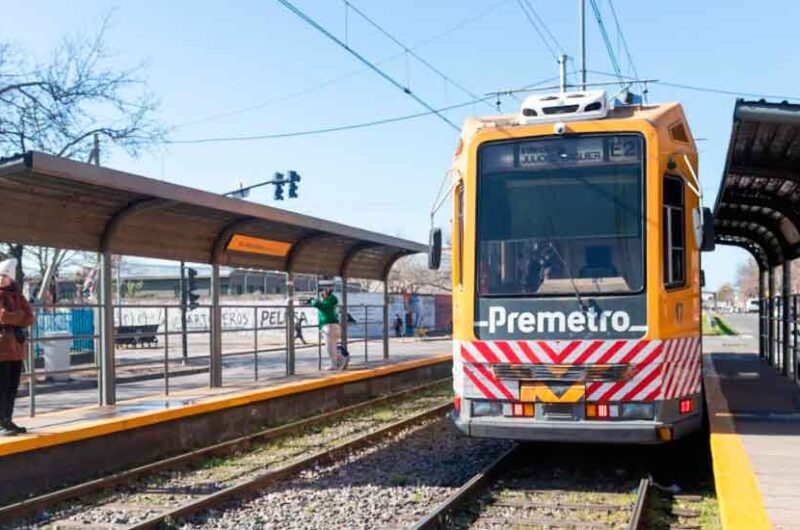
<box><xmin>713</xmin><ymin>99</ymin><xmax>800</xmax><ymax>269</ymax></box>
<box><xmin>0</xmin><ymin>151</ymin><xmax>426</xmax><ymax>280</ymax></box>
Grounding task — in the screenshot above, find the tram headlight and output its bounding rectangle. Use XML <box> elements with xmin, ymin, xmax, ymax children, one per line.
<box><xmin>471</xmin><ymin>400</ymin><xmax>503</xmax><ymax>417</ymax></box>
<box><xmin>621</xmin><ymin>403</ymin><xmax>655</xmax><ymax>420</ymax></box>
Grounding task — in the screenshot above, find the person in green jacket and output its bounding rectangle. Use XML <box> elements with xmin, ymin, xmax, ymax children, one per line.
<box><xmin>308</xmin><ymin>288</ymin><xmax>343</xmax><ymax>370</ymax></box>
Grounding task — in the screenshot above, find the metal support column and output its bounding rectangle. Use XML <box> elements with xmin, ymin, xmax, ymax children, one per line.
<box><xmin>794</xmin><ymin>295</ymin><xmax>799</xmax><ymax>380</ymax></box>
<box><xmin>341</xmin><ymin>277</ymin><xmax>348</xmax><ymax>349</ymax></box>
<box><xmin>768</xmin><ymin>267</ymin><xmax>776</xmax><ymax>366</ymax></box>
<box><xmin>382</xmin><ymin>278</ymin><xmax>389</xmax><ymax>359</ymax></box>
<box><xmin>286</xmin><ymin>272</ymin><xmax>296</xmax><ymax>376</ymax></box>
<box><xmin>99</xmin><ymin>251</ymin><xmax>116</xmax><ymax>405</ymax></box>
<box><xmin>210</xmin><ymin>263</ymin><xmax>222</xmax><ymax>387</ymax></box>
<box><xmin>783</xmin><ymin>262</ymin><xmax>792</xmax><ymax>376</ymax></box>
<box><xmin>759</xmin><ymin>269</ymin><xmax>766</xmax><ymax>360</ymax></box>
<box><xmin>579</xmin><ymin>0</ymin><xmax>586</xmax><ymax>91</ymax></box>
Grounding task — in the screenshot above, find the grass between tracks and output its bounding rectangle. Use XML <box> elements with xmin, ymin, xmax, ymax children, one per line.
<box><xmin>712</xmin><ymin>315</ymin><xmax>738</xmax><ymax>336</ymax></box>
<box><xmin>702</xmin><ymin>312</ymin><xmax>738</xmax><ymax>336</ymax></box>
<box><xmin>647</xmin><ymin>491</ymin><xmax>721</xmax><ymax>530</ymax></box>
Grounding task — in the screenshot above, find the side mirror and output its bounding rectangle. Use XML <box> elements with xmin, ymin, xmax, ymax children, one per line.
<box><xmin>701</xmin><ymin>207</ymin><xmax>715</xmax><ymax>251</ymax></box>
<box><xmin>700</xmin><ymin>270</ymin><xmax>706</xmax><ymax>288</ymax></box>
<box><xmin>428</xmin><ymin>227</ymin><xmax>442</xmax><ymax>270</ymax></box>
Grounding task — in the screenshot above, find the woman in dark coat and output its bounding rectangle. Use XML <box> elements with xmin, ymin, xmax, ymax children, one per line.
<box><xmin>0</xmin><ymin>258</ymin><xmax>34</xmax><ymax>436</ymax></box>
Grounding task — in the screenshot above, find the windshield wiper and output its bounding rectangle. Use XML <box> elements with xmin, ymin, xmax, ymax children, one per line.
<box><xmin>548</xmin><ymin>243</ymin><xmax>587</xmax><ymax>312</ymax></box>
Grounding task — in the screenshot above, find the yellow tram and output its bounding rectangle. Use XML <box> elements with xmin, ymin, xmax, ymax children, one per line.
<box><xmin>435</xmin><ymin>90</ymin><xmax>713</xmax><ymax>443</ymax></box>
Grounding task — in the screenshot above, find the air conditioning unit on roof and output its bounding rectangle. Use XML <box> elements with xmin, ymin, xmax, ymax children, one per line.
<box><xmin>519</xmin><ymin>90</ymin><xmax>608</xmax><ymax>125</ymax></box>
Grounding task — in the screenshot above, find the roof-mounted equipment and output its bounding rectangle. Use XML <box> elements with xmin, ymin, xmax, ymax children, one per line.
<box><xmin>519</xmin><ymin>90</ymin><xmax>608</xmax><ymax>125</ymax></box>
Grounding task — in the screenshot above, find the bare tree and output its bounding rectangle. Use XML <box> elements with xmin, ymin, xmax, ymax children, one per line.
<box><xmin>387</xmin><ymin>252</ymin><xmax>451</xmax><ymax>294</ymax></box>
<box><xmin>735</xmin><ymin>258</ymin><xmax>759</xmax><ymax>299</ymax></box>
<box><xmin>0</xmin><ymin>15</ymin><xmax>163</xmax><ymax>288</ymax></box>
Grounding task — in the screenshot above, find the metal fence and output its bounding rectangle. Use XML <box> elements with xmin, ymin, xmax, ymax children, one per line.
<box><xmin>22</xmin><ymin>302</ymin><xmax>391</xmax><ymax>417</ymax></box>
<box><xmin>761</xmin><ymin>292</ymin><xmax>799</xmax><ymax>385</ymax></box>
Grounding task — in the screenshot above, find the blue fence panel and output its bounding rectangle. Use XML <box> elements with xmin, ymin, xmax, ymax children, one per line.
<box><xmin>71</xmin><ymin>308</ymin><xmax>95</xmax><ymax>352</ymax></box>
<box><xmin>34</xmin><ymin>308</ymin><xmax>95</xmax><ymax>355</ymax></box>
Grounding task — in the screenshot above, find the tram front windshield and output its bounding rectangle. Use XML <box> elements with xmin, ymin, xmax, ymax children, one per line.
<box><xmin>477</xmin><ymin>134</ymin><xmax>644</xmax><ymax>296</ymax></box>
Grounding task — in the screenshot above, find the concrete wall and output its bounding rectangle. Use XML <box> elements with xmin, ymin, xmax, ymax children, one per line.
<box><xmin>0</xmin><ymin>360</ymin><xmax>452</xmax><ymax>504</ymax></box>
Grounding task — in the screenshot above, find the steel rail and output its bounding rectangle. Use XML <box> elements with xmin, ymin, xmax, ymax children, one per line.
<box><xmin>125</xmin><ymin>402</ymin><xmax>451</xmax><ymax>530</ymax></box>
<box><xmin>0</xmin><ymin>379</ymin><xmax>450</xmax><ymax>525</ymax></box>
<box><xmin>410</xmin><ymin>444</ymin><xmax>520</xmax><ymax>530</ymax></box>
<box><xmin>411</xmin><ymin>451</ymin><xmax>651</xmax><ymax>530</ymax></box>
<box><xmin>628</xmin><ymin>477</ymin><xmax>651</xmax><ymax>530</ymax></box>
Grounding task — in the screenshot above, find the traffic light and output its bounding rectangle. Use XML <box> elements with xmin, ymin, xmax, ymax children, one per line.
<box><xmin>288</xmin><ymin>170</ymin><xmax>301</xmax><ymax>199</ymax></box>
<box><xmin>273</xmin><ymin>172</ymin><xmax>285</xmax><ymax>201</ymax></box>
<box><xmin>186</xmin><ymin>267</ymin><xmax>200</xmax><ymax>310</ymax></box>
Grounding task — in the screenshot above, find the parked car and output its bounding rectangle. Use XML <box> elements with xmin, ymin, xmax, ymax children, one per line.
<box><xmin>746</xmin><ymin>298</ymin><xmax>760</xmax><ymax>313</ymax></box>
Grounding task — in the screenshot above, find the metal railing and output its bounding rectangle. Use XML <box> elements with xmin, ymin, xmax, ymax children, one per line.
<box><xmin>21</xmin><ymin>302</ymin><xmax>393</xmax><ymax>417</ymax></box>
<box><xmin>761</xmin><ymin>294</ymin><xmax>799</xmax><ymax>384</ymax></box>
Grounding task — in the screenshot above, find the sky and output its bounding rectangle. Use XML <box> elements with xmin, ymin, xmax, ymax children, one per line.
<box><xmin>3</xmin><ymin>0</ymin><xmax>799</xmax><ymax>289</ymax></box>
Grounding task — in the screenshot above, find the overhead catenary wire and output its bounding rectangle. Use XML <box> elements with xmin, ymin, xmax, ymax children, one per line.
<box><xmin>170</xmin><ymin>73</ymin><xmax>560</xmax><ymax>145</ymax></box>
<box><xmin>275</xmin><ymin>0</ymin><xmax>460</xmax><ymax>131</ymax></box>
<box><xmin>167</xmin><ymin>96</ymin><xmax>493</xmax><ymax>145</ymax></box>
<box><xmin>606</xmin><ymin>0</ymin><xmax>639</xmax><ymax>81</ymax></box>
<box><xmin>522</xmin><ymin>0</ymin><xmax>565</xmax><ymax>54</ymax></box>
<box><xmin>516</xmin><ymin>0</ymin><xmax>561</xmax><ymax>60</ymax></box>
<box><xmin>587</xmin><ymin>0</ymin><xmax>624</xmax><ymax>86</ymax></box>
<box><xmin>342</xmin><ymin>0</ymin><xmax>494</xmax><ymax>110</ymax></box>
<box><xmin>589</xmin><ymin>70</ymin><xmax>800</xmax><ymax>101</ymax></box>
<box><xmin>174</xmin><ymin>0</ymin><xmax>510</xmax><ymax>129</ymax></box>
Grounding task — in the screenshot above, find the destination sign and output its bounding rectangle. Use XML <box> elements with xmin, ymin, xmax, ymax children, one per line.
<box><xmin>226</xmin><ymin>234</ymin><xmax>292</xmax><ymax>257</ymax></box>
<box><xmin>481</xmin><ymin>135</ymin><xmax>641</xmax><ymax>172</ymax></box>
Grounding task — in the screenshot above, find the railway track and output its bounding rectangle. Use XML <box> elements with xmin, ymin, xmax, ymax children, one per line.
<box><xmin>0</xmin><ymin>380</ymin><xmax>452</xmax><ymax>530</ymax></box>
<box><xmin>412</xmin><ymin>445</ymin><xmax>650</xmax><ymax>530</ymax></box>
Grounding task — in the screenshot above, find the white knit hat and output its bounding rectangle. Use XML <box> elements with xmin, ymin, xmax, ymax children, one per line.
<box><xmin>0</xmin><ymin>258</ymin><xmax>17</xmax><ymax>280</ymax></box>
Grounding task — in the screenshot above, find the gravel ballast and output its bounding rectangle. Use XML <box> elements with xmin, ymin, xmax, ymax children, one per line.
<box><xmin>180</xmin><ymin>418</ymin><xmax>511</xmax><ymax>530</ymax></box>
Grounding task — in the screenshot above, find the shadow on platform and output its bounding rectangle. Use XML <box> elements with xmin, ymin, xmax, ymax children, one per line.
<box><xmin>706</xmin><ymin>352</ymin><xmax>800</xmax><ymax>436</ymax></box>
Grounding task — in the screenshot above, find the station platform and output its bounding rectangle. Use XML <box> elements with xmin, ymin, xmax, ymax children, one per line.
<box><xmin>703</xmin><ymin>315</ymin><xmax>800</xmax><ymax>530</ymax></box>
<box><xmin>0</xmin><ymin>346</ymin><xmax>452</xmax><ymax>504</ymax></box>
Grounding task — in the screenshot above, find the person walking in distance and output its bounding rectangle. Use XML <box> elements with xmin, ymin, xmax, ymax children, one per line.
<box><xmin>308</xmin><ymin>288</ymin><xmax>342</xmax><ymax>370</ymax></box>
<box><xmin>0</xmin><ymin>259</ymin><xmax>34</xmax><ymax>436</ymax></box>
<box><xmin>393</xmin><ymin>314</ymin><xmax>403</xmax><ymax>338</ymax></box>
<box><xmin>294</xmin><ymin>312</ymin><xmax>308</xmax><ymax>345</ymax></box>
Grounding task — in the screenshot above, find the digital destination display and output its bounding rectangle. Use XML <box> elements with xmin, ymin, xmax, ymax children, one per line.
<box><xmin>481</xmin><ymin>135</ymin><xmax>641</xmax><ymax>172</ymax></box>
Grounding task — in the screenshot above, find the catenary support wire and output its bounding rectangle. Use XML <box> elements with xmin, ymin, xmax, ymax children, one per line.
<box><xmin>276</xmin><ymin>0</ymin><xmax>460</xmax><ymax>131</ymax></box>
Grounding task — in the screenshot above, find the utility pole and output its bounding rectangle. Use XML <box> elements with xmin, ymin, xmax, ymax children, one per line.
<box><xmin>579</xmin><ymin>0</ymin><xmax>587</xmax><ymax>91</ymax></box>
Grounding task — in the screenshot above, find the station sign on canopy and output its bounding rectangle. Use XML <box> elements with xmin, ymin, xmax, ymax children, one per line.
<box><xmin>0</xmin><ymin>151</ymin><xmax>426</xmax><ymax>404</ymax></box>
<box><xmin>0</xmin><ymin>151</ymin><xmax>426</xmax><ymax>280</ymax></box>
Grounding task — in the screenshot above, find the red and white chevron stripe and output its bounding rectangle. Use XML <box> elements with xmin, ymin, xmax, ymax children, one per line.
<box><xmin>453</xmin><ymin>337</ymin><xmax>701</xmax><ymax>403</ymax></box>
<box><xmin>660</xmin><ymin>336</ymin><xmax>702</xmax><ymax>399</ymax></box>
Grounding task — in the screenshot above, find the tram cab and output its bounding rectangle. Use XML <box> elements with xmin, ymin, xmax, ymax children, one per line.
<box><xmin>437</xmin><ymin>90</ymin><xmax>713</xmax><ymax>443</ymax></box>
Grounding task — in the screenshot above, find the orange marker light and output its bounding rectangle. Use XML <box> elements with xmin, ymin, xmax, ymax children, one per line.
<box><xmin>586</xmin><ymin>403</ymin><xmax>597</xmax><ymax>418</ymax></box>
<box><xmin>523</xmin><ymin>403</ymin><xmax>535</xmax><ymax>417</ymax></box>
<box><xmin>657</xmin><ymin>426</ymin><xmax>673</xmax><ymax>441</ymax></box>
<box><xmin>453</xmin><ymin>396</ymin><xmax>461</xmax><ymax>413</ymax></box>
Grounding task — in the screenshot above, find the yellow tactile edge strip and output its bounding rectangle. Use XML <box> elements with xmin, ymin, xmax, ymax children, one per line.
<box><xmin>0</xmin><ymin>354</ymin><xmax>451</xmax><ymax>458</ymax></box>
<box><xmin>703</xmin><ymin>353</ymin><xmax>772</xmax><ymax>530</ymax></box>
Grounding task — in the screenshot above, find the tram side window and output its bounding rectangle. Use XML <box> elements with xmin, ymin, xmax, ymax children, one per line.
<box><xmin>456</xmin><ymin>184</ymin><xmax>464</xmax><ymax>286</ymax></box>
<box><xmin>663</xmin><ymin>175</ymin><xmax>686</xmax><ymax>287</ymax></box>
